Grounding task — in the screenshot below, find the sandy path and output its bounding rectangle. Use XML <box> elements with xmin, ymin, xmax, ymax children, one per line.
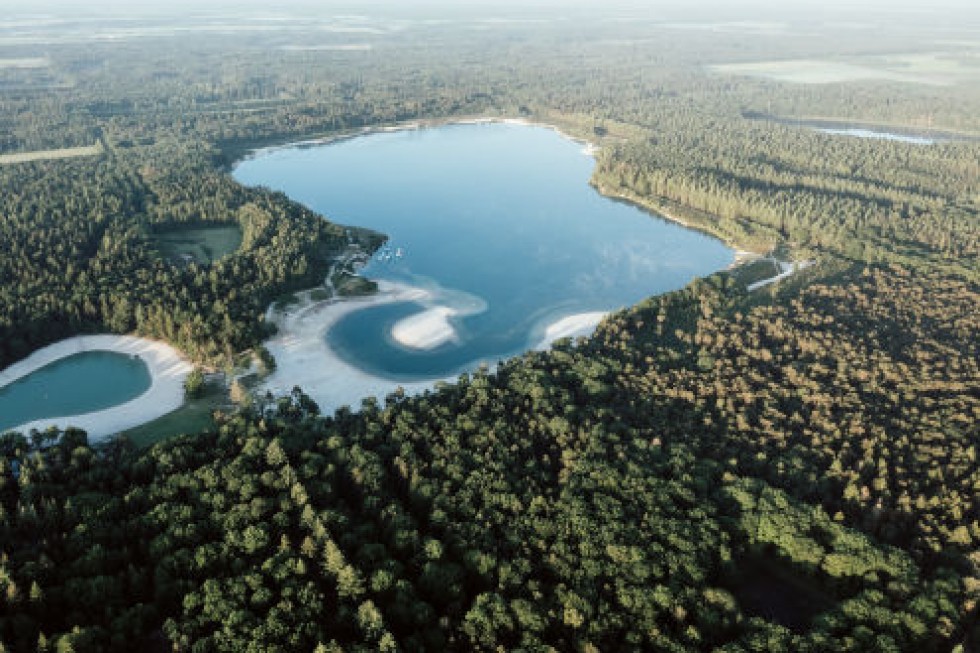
<box><xmin>0</xmin><ymin>335</ymin><xmax>193</xmax><ymax>441</ymax></box>
<box><xmin>747</xmin><ymin>259</ymin><xmax>815</xmax><ymax>291</ymax></box>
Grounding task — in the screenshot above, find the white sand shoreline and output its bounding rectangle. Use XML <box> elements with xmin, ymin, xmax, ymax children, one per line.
<box><xmin>261</xmin><ymin>281</ymin><xmax>450</xmax><ymax>414</ymax></box>
<box><xmin>533</xmin><ymin>312</ymin><xmax>608</xmax><ymax>350</ymax></box>
<box><xmin>261</xmin><ymin>281</ymin><xmax>611</xmax><ymax>414</ymax></box>
<box><xmin>233</xmin><ymin>115</ymin><xmax>602</xmax><ymax>168</ymax></box>
<box><xmin>0</xmin><ymin>335</ymin><xmax>193</xmax><ymax>441</ymax></box>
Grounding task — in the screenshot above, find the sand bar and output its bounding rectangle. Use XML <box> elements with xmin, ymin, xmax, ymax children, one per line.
<box><xmin>0</xmin><ymin>335</ymin><xmax>193</xmax><ymax>441</ymax></box>
<box><xmin>391</xmin><ymin>306</ymin><xmax>459</xmax><ymax>350</ymax></box>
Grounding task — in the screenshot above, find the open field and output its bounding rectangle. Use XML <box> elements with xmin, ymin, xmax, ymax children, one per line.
<box><xmin>152</xmin><ymin>225</ymin><xmax>243</xmax><ymax>264</ymax></box>
<box><xmin>870</xmin><ymin>51</ymin><xmax>980</xmax><ymax>80</ymax></box>
<box><xmin>710</xmin><ymin>52</ymin><xmax>980</xmax><ymax>86</ymax></box>
<box><xmin>0</xmin><ymin>57</ymin><xmax>49</xmax><ymax>69</ymax></box>
<box><xmin>280</xmin><ymin>44</ymin><xmax>373</xmax><ymax>51</ymax></box>
<box><xmin>0</xmin><ymin>142</ymin><xmax>102</xmax><ymax>165</ymax></box>
<box><xmin>120</xmin><ymin>382</ymin><xmax>227</xmax><ymax>449</ymax></box>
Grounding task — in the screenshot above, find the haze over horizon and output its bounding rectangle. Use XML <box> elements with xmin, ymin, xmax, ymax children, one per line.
<box><xmin>7</xmin><ymin>0</ymin><xmax>980</xmax><ymax>16</ymax></box>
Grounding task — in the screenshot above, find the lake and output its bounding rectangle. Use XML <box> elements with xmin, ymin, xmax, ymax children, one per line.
<box><xmin>233</xmin><ymin>122</ymin><xmax>733</xmax><ymax>382</ymax></box>
<box><xmin>0</xmin><ymin>351</ymin><xmax>152</xmax><ymax>433</ymax></box>
<box><xmin>816</xmin><ymin>127</ymin><xmax>936</xmax><ymax>145</ymax></box>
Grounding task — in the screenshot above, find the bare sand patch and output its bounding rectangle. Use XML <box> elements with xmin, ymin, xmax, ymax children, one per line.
<box><xmin>391</xmin><ymin>306</ymin><xmax>459</xmax><ymax>350</ymax></box>
<box><xmin>0</xmin><ymin>142</ymin><xmax>103</xmax><ymax>166</ymax></box>
<box><xmin>534</xmin><ymin>312</ymin><xmax>607</xmax><ymax>350</ymax></box>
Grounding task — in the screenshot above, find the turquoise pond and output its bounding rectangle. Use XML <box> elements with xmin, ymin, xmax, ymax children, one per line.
<box><xmin>233</xmin><ymin>122</ymin><xmax>734</xmax><ymax>381</ymax></box>
<box><xmin>0</xmin><ymin>351</ymin><xmax>152</xmax><ymax>433</ymax></box>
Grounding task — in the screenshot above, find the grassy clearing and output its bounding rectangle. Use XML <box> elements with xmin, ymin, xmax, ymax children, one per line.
<box><xmin>152</xmin><ymin>225</ymin><xmax>243</xmax><ymax>264</ymax></box>
<box><xmin>712</xmin><ymin>52</ymin><xmax>980</xmax><ymax>86</ymax></box>
<box><xmin>0</xmin><ymin>58</ymin><xmax>49</xmax><ymax>69</ymax></box>
<box><xmin>120</xmin><ymin>383</ymin><xmax>228</xmax><ymax>449</ymax></box>
<box><xmin>332</xmin><ymin>272</ymin><xmax>378</xmax><ymax>297</ymax></box>
<box><xmin>0</xmin><ymin>142</ymin><xmax>102</xmax><ymax>165</ymax></box>
<box><xmin>710</xmin><ymin>59</ymin><xmax>940</xmax><ymax>86</ymax></box>
<box><xmin>730</xmin><ymin>259</ymin><xmax>782</xmax><ymax>288</ymax></box>
<box><xmin>871</xmin><ymin>52</ymin><xmax>980</xmax><ymax>80</ymax></box>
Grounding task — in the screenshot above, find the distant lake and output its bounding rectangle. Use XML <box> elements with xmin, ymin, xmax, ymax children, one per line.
<box><xmin>816</xmin><ymin>127</ymin><xmax>936</xmax><ymax>145</ymax></box>
<box><xmin>233</xmin><ymin>122</ymin><xmax>733</xmax><ymax>381</ymax></box>
<box><xmin>0</xmin><ymin>351</ymin><xmax>151</xmax><ymax>433</ymax></box>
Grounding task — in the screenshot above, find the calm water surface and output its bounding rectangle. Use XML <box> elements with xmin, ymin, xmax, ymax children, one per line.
<box><xmin>0</xmin><ymin>351</ymin><xmax>152</xmax><ymax>432</ymax></box>
<box><xmin>234</xmin><ymin>123</ymin><xmax>734</xmax><ymax>380</ymax></box>
<box><xmin>816</xmin><ymin>127</ymin><xmax>936</xmax><ymax>145</ymax></box>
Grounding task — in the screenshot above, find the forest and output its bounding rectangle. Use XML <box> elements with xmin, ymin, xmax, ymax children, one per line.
<box><xmin>1</xmin><ymin>2</ymin><xmax>979</xmax><ymax>651</ymax></box>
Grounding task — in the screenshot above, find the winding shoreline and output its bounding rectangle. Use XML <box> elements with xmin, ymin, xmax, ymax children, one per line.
<box><xmin>0</xmin><ymin>335</ymin><xmax>193</xmax><ymax>441</ymax></box>
<box><xmin>232</xmin><ymin>114</ymin><xmax>756</xmax><ymax>263</ymax></box>
<box><xmin>260</xmin><ymin>281</ymin><xmax>449</xmax><ymax>414</ymax></box>
<box><xmin>261</xmin><ymin>282</ymin><xmax>615</xmax><ymax>415</ymax></box>
<box><xmin>246</xmin><ymin>119</ymin><xmax>747</xmax><ymax>413</ymax></box>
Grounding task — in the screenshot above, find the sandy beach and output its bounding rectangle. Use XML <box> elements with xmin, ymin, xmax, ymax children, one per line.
<box><xmin>261</xmin><ymin>281</ymin><xmax>612</xmax><ymax>414</ymax></box>
<box><xmin>260</xmin><ymin>281</ymin><xmax>450</xmax><ymax>414</ymax></box>
<box><xmin>533</xmin><ymin>312</ymin><xmax>607</xmax><ymax>350</ymax></box>
<box><xmin>0</xmin><ymin>335</ymin><xmax>193</xmax><ymax>441</ymax></box>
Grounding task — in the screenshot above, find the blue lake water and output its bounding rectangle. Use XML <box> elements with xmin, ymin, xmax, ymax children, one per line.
<box><xmin>233</xmin><ymin>122</ymin><xmax>733</xmax><ymax>380</ymax></box>
<box><xmin>816</xmin><ymin>127</ymin><xmax>936</xmax><ymax>145</ymax></box>
<box><xmin>0</xmin><ymin>351</ymin><xmax>152</xmax><ymax>433</ymax></box>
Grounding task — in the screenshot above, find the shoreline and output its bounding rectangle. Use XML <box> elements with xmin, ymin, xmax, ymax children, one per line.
<box><xmin>532</xmin><ymin>311</ymin><xmax>608</xmax><ymax>350</ymax></box>
<box><xmin>592</xmin><ymin>182</ymin><xmax>764</xmax><ymax>265</ymax></box>
<box><xmin>231</xmin><ymin>115</ymin><xmax>603</xmax><ymax>169</ymax></box>
<box><xmin>260</xmin><ymin>281</ymin><xmax>451</xmax><ymax>413</ymax></box>
<box><xmin>261</xmin><ymin>280</ymin><xmax>615</xmax><ymax>414</ymax></box>
<box><xmin>0</xmin><ymin>335</ymin><xmax>193</xmax><ymax>441</ymax></box>
<box><xmin>243</xmin><ymin>118</ymin><xmax>761</xmax><ymax>413</ymax></box>
<box><xmin>233</xmin><ymin>114</ymin><xmax>755</xmax><ymax>265</ymax></box>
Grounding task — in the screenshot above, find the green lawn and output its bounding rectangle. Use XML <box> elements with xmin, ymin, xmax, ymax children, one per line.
<box><xmin>152</xmin><ymin>225</ymin><xmax>243</xmax><ymax>264</ymax></box>
<box><xmin>120</xmin><ymin>384</ymin><xmax>228</xmax><ymax>449</ymax></box>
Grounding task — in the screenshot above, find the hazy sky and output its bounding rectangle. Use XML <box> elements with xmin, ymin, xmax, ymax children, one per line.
<box><xmin>6</xmin><ymin>0</ymin><xmax>980</xmax><ymax>12</ymax></box>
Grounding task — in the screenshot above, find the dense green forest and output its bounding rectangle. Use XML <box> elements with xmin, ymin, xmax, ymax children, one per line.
<box><xmin>1</xmin><ymin>2</ymin><xmax>979</xmax><ymax>650</ymax></box>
